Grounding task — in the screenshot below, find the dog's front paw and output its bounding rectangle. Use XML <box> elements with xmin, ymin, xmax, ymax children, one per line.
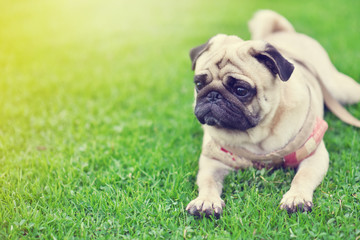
<box><xmin>280</xmin><ymin>190</ymin><xmax>313</xmax><ymax>213</ymax></box>
<box><xmin>186</xmin><ymin>196</ymin><xmax>225</xmax><ymax>218</ymax></box>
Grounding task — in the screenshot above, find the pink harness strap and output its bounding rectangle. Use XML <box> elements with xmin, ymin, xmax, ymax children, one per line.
<box><xmin>219</xmin><ymin>117</ymin><xmax>328</xmax><ymax>168</ymax></box>
<box><xmin>283</xmin><ymin>117</ymin><xmax>328</xmax><ymax>167</ymax></box>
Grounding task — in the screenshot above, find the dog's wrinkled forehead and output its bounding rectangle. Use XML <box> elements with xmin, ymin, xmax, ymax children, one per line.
<box><xmin>190</xmin><ymin>34</ymin><xmax>294</xmax><ymax>82</ymax></box>
<box><xmin>192</xmin><ymin>35</ymin><xmax>243</xmax><ymax>71</ymax></box>
<box><xmin>191</xmin><ymin>35</ymin><xmax>266</xmax><ymax>78</ymax></box>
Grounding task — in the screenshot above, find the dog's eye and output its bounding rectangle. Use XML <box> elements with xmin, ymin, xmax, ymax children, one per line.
<box><xmin>194</xmin><ymin>74</ymin><xmax>208</xmax><ymax>92</ymax></box>
<box><xmin>235</xmin><ymin>87</ymin><xmax>249</xmax><ymax>97</ymax></box>
<box><xmin>195</xmin><ymin>81</ymin><xmax>204</xmax><ymax>91</ymax></box>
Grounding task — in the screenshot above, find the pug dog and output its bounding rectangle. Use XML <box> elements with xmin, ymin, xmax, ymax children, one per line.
<box><xmin>186</xmin><ymin>10</ymin><xmax>360</xmax><ymax>217</ymax></box>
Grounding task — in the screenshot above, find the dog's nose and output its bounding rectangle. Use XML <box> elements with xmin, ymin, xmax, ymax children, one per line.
<box><xmin>207</xmin><ymin>91</ymin><xmax>223</xmax><ymax>102</ymax></box>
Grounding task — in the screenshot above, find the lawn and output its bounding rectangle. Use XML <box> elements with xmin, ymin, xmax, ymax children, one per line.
<box><xmin>0</xmin><ymin>0</ymin><xmax>359</xmax><ymax>239</ymax></box>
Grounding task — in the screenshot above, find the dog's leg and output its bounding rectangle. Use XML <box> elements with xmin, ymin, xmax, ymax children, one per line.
<box><xmin>248</xmin><ymin>10</ymin><xmax>295</xmax><ymax>40</ymax></box>
<box><xmin>280</xmin><ymin>141</ymin><xmax>329</xmax><ymax>213</ymax></box>
<box><xmin>186</xmin><ymin>155</ymin><xmax>232</xmax><ymax>218</ymax></box>
<box><xmin>328</xmin><ymin>71</ymin><xmax>360</xmax><ymax>105</ymax></box>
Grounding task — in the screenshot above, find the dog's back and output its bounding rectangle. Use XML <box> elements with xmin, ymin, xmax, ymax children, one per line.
<box><xmin>248</xmin><ymin>10</ymin><xmax>360</xmax><ymax>106</ymax></box>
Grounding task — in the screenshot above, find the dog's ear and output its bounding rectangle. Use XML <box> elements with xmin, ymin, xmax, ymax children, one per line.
<box><xmin>253</xmin><ymin>43</ymin><xmax>294</xmax><ymax>81</ymax></box>
<box><xmin>190</xmin><ymin>41</ymin><xmax>211</xmax><ymax>71</ymax></box>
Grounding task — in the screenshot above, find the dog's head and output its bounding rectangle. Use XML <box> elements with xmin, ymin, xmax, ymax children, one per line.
<box><xmin>190</xmin><ymin>34</ymin><xmax>294</xmax><ymax>131</ymax></box>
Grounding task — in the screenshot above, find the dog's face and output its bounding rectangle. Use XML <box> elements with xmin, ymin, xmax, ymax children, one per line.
<box><xmin>190</xmin><ymin>34</ymin><xmax>294</xmax><ymax>131</ymax></box>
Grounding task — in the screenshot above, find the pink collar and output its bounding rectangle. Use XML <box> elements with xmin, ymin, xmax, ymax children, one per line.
<box><xmin>282</xmin><ymin>117</ymin><xmax>327</xmax><ymax>167</ymax></box>
<box><xmin>220</xmin><ymin>117</ymin><xmax>328</xmax><ymax>168</ymax></box>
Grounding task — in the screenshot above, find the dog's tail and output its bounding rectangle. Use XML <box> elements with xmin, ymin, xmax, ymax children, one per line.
<box><xmin>248</xmin><ymin>10</ymin><xmax>295</xmax><ymax>40</ymax></box>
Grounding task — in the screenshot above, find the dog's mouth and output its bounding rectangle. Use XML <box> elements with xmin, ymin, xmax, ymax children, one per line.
<box><xmin>195</xmin><ymin>101</ymin><xmax>259</xmax><ymax>130</ymax></box>
<box><xmin>197</xmin><ymin>106</ymin><xmax>231</xmax><ymax>128</ymax></box>
<box><xmin>201</xmin><ymin>112</ymin><xmax>222</xmax><ymax>126</ymax></box>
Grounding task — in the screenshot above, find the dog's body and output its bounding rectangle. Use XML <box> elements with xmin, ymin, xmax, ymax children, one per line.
<box><xmin>186</xmin><ymin>10</ymin><xmax>360</xmax><ymax>217</ymax></box>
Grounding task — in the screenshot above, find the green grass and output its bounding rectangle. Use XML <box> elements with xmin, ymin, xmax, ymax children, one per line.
<box><xmin>1</xmin><ymin>0</ymin><xmax>359</xmax><ymax>239</ymax></box>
